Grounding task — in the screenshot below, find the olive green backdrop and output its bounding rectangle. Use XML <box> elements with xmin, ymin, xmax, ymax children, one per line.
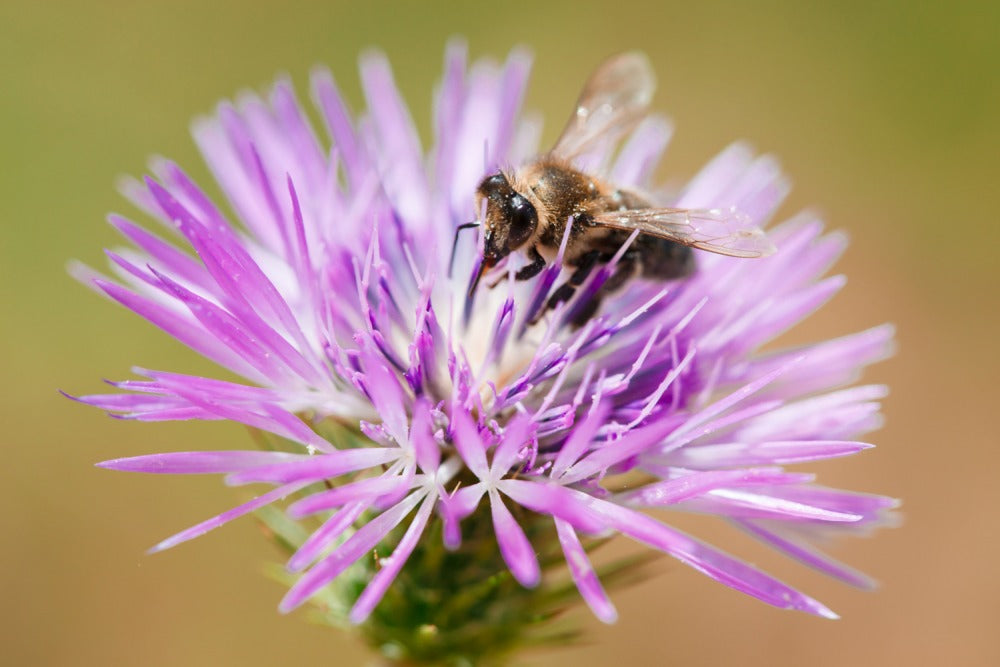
<box><xmin>3</xmin><ymin>1</ymin><xmax>997</xmax><ymax>665</ymax></box>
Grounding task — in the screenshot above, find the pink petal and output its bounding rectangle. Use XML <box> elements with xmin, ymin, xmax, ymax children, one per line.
<box><xmin>619</xmin><ymin>467</ymin><xmax>800</xmax><ymax>506</ymax></box>
<box><xmin>736</xmin><ymin>520</ymin><xmax>877</xmax><ymax>589</ymax></box>
<box><xmin>93</xmin><ymin>279</ymin><xmax>262</xmax><ymax>381</ymax></box>
<box><xmin>662</xmin><ymin>440</ymin><xmax>873</xmax><ymax>468</ymax></box>
<box><xmin>490</xmin><ymin>417</ymin><xmax>531</xmax><ymax>477</ymax></box>
<box><xmin>551</xmin><ymin>402</ymin><xmax>609</xmax><ymax>479</ymax></box>
<box><xmin>499</xmin><ymin>479</ymin><xmax>606</xmax><ymax>535</ymax></box>
<box><xmin>150</xmin><ymin>481</ymin><xmax>309</xmax><ymax>553</ymax></box>
<box><xmin>350</xmin><ymin>494</ymin><xmax>435</xmax><ymax>623</ymax></box>
<box><xmin>288</xmin><ymin>469</ymin><xmax>411</xmax><ymax>517</ymax></box>
<box><xmin>449</xmin><ymin>410</ymin><xmax>489</xmax><ymax>479</ymax></box>
<box><xmin>98</xmin><ymin>450</ymin><xmax>305</xmax><ymax>474</ymax></box>
<box><xmin>409</xmin><ymin>399</ymin><xmax>440</xmax><ymax>473</ymax></box>
<box><xmin>280</xmin><ymin>491</ymin><xmax>424</xmax><ymax>612</ymax></box>
<box><xmin>587</xmin><ymin>497</ymin><xmax>838</xmax><ymax>618</ymax></box>
<box><xmin>225</xmin><ymin>447</ymin><xmax>401</xmax><ymax>485</ymax></box>
<box><xmin>489</xmin><ymin>489</ymin><xmax>539</xmax><ymax>588</ymax></box>
<box><xmin>555</xmin><ymin>519</ymin><xmax>617</xmax><ymax>624</ymax></box>
<box><xmin>287</xmin><ymin>501</ymin><xmax>368</xmax><ymax>572</ymax></box>
<box><xmin>440</xmin><ymin>482</ymin><xmax>487</xmax><ymax>549</ymax></box>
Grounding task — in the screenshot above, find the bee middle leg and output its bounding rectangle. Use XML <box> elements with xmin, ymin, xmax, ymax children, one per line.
<box><xmin>568</xmin><ymin>251</ymin><xmax>640</xmax><ymax>327</ymax></box>
<box><xmin>531</xmin><ymin>250</ymin><xmax>603</xmax><ymax>324</ymax></box>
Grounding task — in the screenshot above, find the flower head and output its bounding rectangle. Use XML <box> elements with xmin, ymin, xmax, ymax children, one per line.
<box><xmin>70</xmin><ymin>42</ymin><xmax>895</xmax><ymax>646</ymax></box>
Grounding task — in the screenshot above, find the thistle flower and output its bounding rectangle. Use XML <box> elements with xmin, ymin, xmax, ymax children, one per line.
<box><xmin>69</xmin><ymin>43</ymin><xmax>896</xmax><ymax>660</ymax></box>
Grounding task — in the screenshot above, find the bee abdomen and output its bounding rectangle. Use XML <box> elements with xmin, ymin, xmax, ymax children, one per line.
<box><xmin>638</xmin><ymin>237</ymin><xmax>695</xmax><ymax>280</ymax></box>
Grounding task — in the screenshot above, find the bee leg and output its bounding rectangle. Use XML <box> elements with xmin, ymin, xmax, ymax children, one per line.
<box><xmin>601</xmin><ymin>252</ymin><xmax>640</xmax><ymax>292</ymax></box>
<box><xmin>487</xmin><ymin>247</ymin><xmax>546</xmax><ymax>289</ymax></box>
<box><xmin>515</xmin><ymin>247</ymin><xmax>547</xmax><ymax>281</ymax></box>
<box><xmin>533</xmin><ymin>250</ymin><xmax>602</xmax><ymax>324</ymax></box>
<box><xmin>569</xmin><ymin>251</ymin><xmax>639</xmax><ymax>327</ymax></box>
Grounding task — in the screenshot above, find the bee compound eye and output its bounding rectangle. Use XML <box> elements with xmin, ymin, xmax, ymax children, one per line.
<box><xmin>479</xmin><ymin>172</ymin><xmax>507</xmax><ymax>196</ymax></box>
<box><xmin>506</xmin><ymin>194</ymin><xmax>538</xmax><ymax>250</ymax></box>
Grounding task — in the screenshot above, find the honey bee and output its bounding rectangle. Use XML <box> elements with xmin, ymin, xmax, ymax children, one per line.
<box><xmin>454</xmin><ymin>52</ymin><xmax>775</xmax><ymax>325</ymax></box>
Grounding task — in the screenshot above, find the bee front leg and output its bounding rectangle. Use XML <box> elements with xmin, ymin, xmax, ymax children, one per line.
<box><xmin>488</xmin><ymin>247</ymin><xmax>546</xmax><ymax>288</ymax></box>
<box><xmin>515</xmin><ymin>247</ymin><xmax>547</xmax><ymax>281</ymax></box>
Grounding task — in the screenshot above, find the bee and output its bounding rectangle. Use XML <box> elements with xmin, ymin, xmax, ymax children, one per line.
<box><xmin>454</xmin><ymin>52</ymin><xmax>775</xmax><ymax>325</ymax></box>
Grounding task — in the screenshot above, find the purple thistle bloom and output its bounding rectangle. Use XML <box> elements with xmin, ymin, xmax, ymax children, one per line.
<box><xmin>70</xmin><ymin>43</ymin><xmax>896</xmax><ymax>630</ymax></box>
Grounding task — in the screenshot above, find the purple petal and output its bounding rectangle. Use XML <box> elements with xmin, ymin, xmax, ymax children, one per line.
<box><xmin>735</xmin><ymin>520</ymin><xmax>877</xmax><ymax>589</ymax></box>
<box><xmin>619</xmin><ymin>468</ymin><xmax>800</xmax><ymax>506</ymax></box>
<box><xmin>494</xmin><ymin>47</ymin><xmax>533</xmax><ymax>164</ymax></box>
<box><xmin>134</xmin><ymin>191</ymin><xmax>325</xmax><ymax>385</ymax></box>
<box><xmin>350</xmin><ymin>494</ymin><xmax>435</xmax><ymax>623</ymax></box>
<box><xmin>150</xmin><ymin>481</ymin><xmax>309</xmax><ymax>553</ymax></box>
<box><xmin>499</xmin><ymin>479</ymin><xmax>606</xmax><ymax>535</ymax></box>
<box><xmin>225</xmin><ymin>448</ymin><xmax>401</xmax><ymax>486</ymax></box>
<box><xmin>432</xmin><ymin>39</ymin><xmax>467</xmax><ymax>206</ymax></box>
<box><xmin>108</xmin><ymin>215</ymin><xmax>214</xmax><ymax>294</ymax></box>
<box><xmin>310</xmin><ymin>68</ymin><xmax>365</xmax><ymax>187</ymax></box>
<box><xmin>731</xmin><ymin>385</ymin><xmax>889</xmax><ymax>443</ymax></box>
<box><xmin>190</xmin><ymin>108</ymin><xmax>281</xmax><ymax>251</ymax></box>
<box><xmin>728</xmin><ymin>154</ymin><xmax>789</xmax><ymax>224</ymax></box>
<box><xmin>450</xmin><ymin>410</ymin><xmax>489</xmax><ymax>479</ymax></box>
<box><xmin>118</xmin><ymin>406</ymin><xmax>219</xmax><ymax>421</ymax></box>
<box><xmin>587</xmin><ymin>498</ymin><xmax>837</xmax><ymax>618</ymax></box>
<box><xmin>749</xmin><ymin>485</ymin><xmax>899</xmax><ymax>523</ymax></box>
<box><xmin>441</xmin><ymin>482</ymin><xmax>488</xmax><ymax>546</ymax></box>
<box><xmin>359</xmin><ymin>345</ymin><xmax>409</xmax><ymax>445</ymax></box>
<box><xmin>98</xmin><ymin>450</ymin><xmax>305</xmax><ymax>474</ymax></box>
<box><xmin>555</xmin><ymin>518</ymin><xmax>617</xmax><ymax>624</ymax></box>
<box><xmin>280</xmin><ymin>490</ymin><xmax>424</xmax><ymax>612</ymax></box>
<box><xmin>409</xmin><ymin>399</ymin><xmax>440</xmax><ymax>473</ymax></box>
<box><xmin>610</xmin><ymin>116</ymin><xmax>673</xmax><ymax>187</ymax></box>
<box><xmin>551</xmin><ymin>402</ymin><xmax>609</xmax><ymax>479</ymax></box>
<box><xmin>93</xmin><ymin>279</ymin><xmax>262</xmax><ymax>381</ymax></box>
<box><xmin>490</xmin><ymin>417</ymin><xmax>531</xmax><ymax>477</ymax></box>
<box><xmin>489</xmin><ymin>489</ymin><xmax>540</xmax><ymax>588</ymax></box>
<box><xmin>750</xmin><ymin>325</ymin><xmax>895</xmax><ymax>399</ymax></box>
<box><xmin>127</xmin><ymin>369</ymin><xmax>279</xmax><ymax>398</ymax></box>
<box><xmin>677</xmin><ymin>142</ymin><xmax>754</xmax><ymax>207</ymax></box>
<box><xmin>144</xmin><ymin>265</ymin><xmax>299</xmax><ymax>385</ymax></box>
<box><xmin>562</xmin><ymin>418</ymin><xmax>677</xmax><ymax>485</ymax></box>
<box><xmin>269</xmin><ymin>80</ymin><xmax>327</xmax><ymax>193</ymax></box>
<box><xmin>66</xmin><ymin>390</ymin><xmax>218</xmax><ymax>422</ymax></box>
<box><xmin>682</xmin><ymin>489</ymin><xmax>863</xmax><ymax>523</ymax></box>
<box><xmin>661</xmin><ymin>440</ymin><xmax>873</xmax><ymax>468</ymax></box>
<box><xmin>287</xmin><ymin>501</ymin><xmax>368</xmax><ymax>572</ymax></box>
<box><xmin>288</xmin><ymin>468</ymin><xmax>411</xmax><ymax>517</ymax></box>
<box><xmin>359</xmin><ymin>52</ymin><xmax>428</xmax><ymax>226</ymax></box>
<box><xmin>663</xmin><ymin>360</ymin><xmax>798</xmax><ymax>448</ymax></box>
<box><xmin>147</xmin><ymin>385</ymin><xmax>334</xmax><ymax>453</ymax></box>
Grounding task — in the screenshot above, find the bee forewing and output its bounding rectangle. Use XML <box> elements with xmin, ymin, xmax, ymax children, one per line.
<box><xmin>551</xmin><ymin>52</ymin><xmax>656</xmax><ymax>160</ymax></box>
<box><xmin>592</xmin><ymin>207</ymin><xmax>777</xmax><ymax>258</ymax></box>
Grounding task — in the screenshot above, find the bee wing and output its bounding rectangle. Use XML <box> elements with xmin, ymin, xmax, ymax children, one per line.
<box><xmin>551</xmin><ymin>52</ymin><xmax>656</xmax><ymax>160</ymax></box>
<box><xmin>592</xmin><ymin>207</ymin><xmax>777</xmax><ymax>258</ymax></box>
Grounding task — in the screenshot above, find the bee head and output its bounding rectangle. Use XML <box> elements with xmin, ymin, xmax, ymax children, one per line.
<box><xmin>476</xmin><ymin>172</ymin><xmax>538</xmax><ymax>269</ymax></box>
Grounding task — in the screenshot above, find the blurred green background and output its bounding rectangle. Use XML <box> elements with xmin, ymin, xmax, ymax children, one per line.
<box><xmin>2</xmin><ymin>1</ymin><xmax>998</xmax><ymax>665</ymax></box>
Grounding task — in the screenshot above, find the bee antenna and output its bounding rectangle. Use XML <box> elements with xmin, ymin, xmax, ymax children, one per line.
<box><xmin>448</xmin><ymin>221</ymin><xmax>480</xmax><ymax>278</ymax></box>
